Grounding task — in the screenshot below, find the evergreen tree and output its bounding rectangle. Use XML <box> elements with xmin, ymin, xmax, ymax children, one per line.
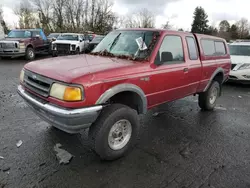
<box><xmin>230</xmin><ymin>24</ymin><xmax>239</xmax><ymax>40</ymax></box>
<box><xmin>191</xmin><ymin>6</ymin><xmax>209</xmax><ymax>34</ymax></box>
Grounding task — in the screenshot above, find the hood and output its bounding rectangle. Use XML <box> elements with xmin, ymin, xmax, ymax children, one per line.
<box><xmin>230</xmin><ymin>55</ymin><xmax>250</xmax><ymax>65</ymax></box>
<box><xmin>0</xmin><ymin>38</ymin><xmax>28</xmax><ymax>42</ymax></box>
<box><xmin>53</xmin><ymin>40</ymin><xmax>79</xmax><ymax>44</ymax></box>
<box><xmin>24</xmin><ymin>54</ymin><xmax>137</xmax><ymax>83</ymax></box>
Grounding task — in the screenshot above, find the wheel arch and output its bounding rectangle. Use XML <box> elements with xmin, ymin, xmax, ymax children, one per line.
<box><xmin>203</xmin><ymin>68</ymin><xmax>225</xmax><ymax>92</ymax></box>
<box><xmin>26</xmin><ymin>44</ymin><xmax>34</xmax><ymax>49</ymax></box>
<box><xmin>95</xmin><ymin>83</ymin><xmax>147</xmax><ymax>114</ymax></box>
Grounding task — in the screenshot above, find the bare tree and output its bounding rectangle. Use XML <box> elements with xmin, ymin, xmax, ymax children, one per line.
<box><xmin>15</xmin><ymin>0</ymin><xmax>37</xmax><ymax>29</ymax></box>
<box><xmin>52</xmin><ymin>0</ymin><xmax>66</xmax><ymax>31</ymax></box>
<box><xmin>124</xmin><ymin>8</ymin><xmax>155</xmax><ymax>28</ymax></box>
<box><xmin>236</xmin><ymin>18</ymin><xmax>249</xmax><ymax>39</ymax></box>
<box><xmin>33</xmin><ymin>0</ymin><xmax>52</xmax><ymax>33</ymax></box>
<box><xmin>12</xmin><ymin>0</ymin><xmax>117</xmax><ymax>34</ymax></box>
<box><xmin>162</xmin><ymin>20</ymin><xmax>172</xmax><ymax>29</ymax></box>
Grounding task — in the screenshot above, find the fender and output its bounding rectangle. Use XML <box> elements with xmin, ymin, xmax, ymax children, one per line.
<box><xmin>95</xmin><ymin>83</ymin><xmax>147</xmax><ymax>114</ymax></box>
<box><xmin>26</xmin><ymin>43</ymin><xmax>34</xmax><ymax>49</ymax></box>
<box><xmin>203</xmin><ymin>67</ymin><xmax>224</xmax><ymax>92</ymax></box>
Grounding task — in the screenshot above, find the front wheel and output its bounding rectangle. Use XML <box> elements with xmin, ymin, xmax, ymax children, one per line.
<box><xmin>25</xmin><ymin>47</ymin><xmax>35</xmax><ymax>61</ymax></box>
<box><xmin>89</xmin><ymin>104</ymin><xmax>139</xmax><ymax>161</ymax></box>
<box><xmin>198</xmin><ymin>81</ymin><xmax>220</xmax><ymax>111</ymax></box>
<box><xmin>52</xmin><ymin>51</ymin><xmax>58</xmax><ymax>57</ymax></box>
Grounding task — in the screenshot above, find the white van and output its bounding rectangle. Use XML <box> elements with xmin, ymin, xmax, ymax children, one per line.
<box><xmin>229</xmin><ymin>42</ymin><xmax>250</xmax><ymax>84</ymax></box>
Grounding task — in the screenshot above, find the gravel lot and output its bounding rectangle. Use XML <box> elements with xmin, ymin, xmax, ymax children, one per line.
<box><xmin>0</xmin><ymin>57</ymin><xmax>250</xmax><ymax>188</ymax></box>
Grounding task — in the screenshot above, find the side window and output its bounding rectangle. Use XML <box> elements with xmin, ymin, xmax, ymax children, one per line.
<box><xmin>186</xmin><ymin>37</ymin><xmax>198</xmax><ymax>60</ymax></box>
<box><xmin>32</xmin><ymin>31</ymin><xmax>39</xmax><ymax>37</ymax></box>
<box><xmin>201</xmin><ymin>39</ymin><xmax>215</xmax><ymax>56</ymax></box>
<box><xmin>156</xmin><ymin>35</ymin><xmax>184</xmax><ymax>64</ymax></box>
<box><xmin>215</xmin><ymin>41</ymin><xmax>226</xmax><ymax>55</ymax></box>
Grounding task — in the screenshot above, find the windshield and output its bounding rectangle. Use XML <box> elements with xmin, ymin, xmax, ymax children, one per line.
<box><xmin>7</xmin><ymin>30</ymin><xmax>31</xmax><ymax>38</ymax></box>
<box><xmin>57</xmin><ymin>34</ymin><xmax>79</xmax><ymax>41</ymax></box>
<box><xmin>229</xmin><ymin>45</ymin><xmax>250</xmax><ymax>56</ymax></box>
<box><xmin>91</xmin><ymin>30</ymin><xmax>159</xmax><ymax>60</ymax></box>
<box><xmin>91</xmin><ymin>36</ymin><xmax>104</xmax><ymax>43</ymax></box>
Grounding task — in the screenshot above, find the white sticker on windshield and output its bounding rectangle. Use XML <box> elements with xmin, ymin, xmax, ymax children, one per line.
<box><xmin>136</xmin><ymin>37</ymin><xmax>147</xmax><ymax>50</ymax></box>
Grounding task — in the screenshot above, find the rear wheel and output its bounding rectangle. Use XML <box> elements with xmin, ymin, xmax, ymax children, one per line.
<box><xmin>89</xmin><ymin>104</ymin><xmax>139</xmax><ymax>161</ymax></box>
<box><xmin>198</xmin><ymin>81</ymin><xmax>220</xmax><ymax>111</ymax></box>
<box><xmin>25</xmin><ymin>47</ymin><xmax>35</xmax><ymax>61</ymax></box>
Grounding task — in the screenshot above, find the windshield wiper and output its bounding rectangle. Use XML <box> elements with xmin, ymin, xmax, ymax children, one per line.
<box><xmin>91</xmin><ymin>49</ymin><xmax>115</xmax><ymax>57</ymax></box>
<box><xmin>109</xmin><ymin>33</ymin><xmax>121</xmax><ymax>51</ymax></box>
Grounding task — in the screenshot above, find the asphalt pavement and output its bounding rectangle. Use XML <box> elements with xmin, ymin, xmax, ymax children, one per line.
<box><xmin>0</xmin><ymin>57</ymin><xmax>250</xmax><ymax>188</ymax></box>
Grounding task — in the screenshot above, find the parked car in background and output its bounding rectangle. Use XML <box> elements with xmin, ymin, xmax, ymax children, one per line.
<box><xmin>84</xmin><ymin>35</ymin><xmax>105</xmax><ymax>53</ymax></box>
<box><xmin>88</xmin><ymin>33</ymin><xmax>96</xmax><ymax>42</ymax></box>
<box><xmin>228</xmin><ymin>41</ymin><xmax>250</xmax><ymax>84</ymax></box>
<box><xmin>17</xmin><ymin>28</ymin><xmax>230</xmax><ymax>161</ymax></box>
<box><xmin>51</xmin><ymin>33</ymin><xmax>89</xmax><ymax>56</ymax></box>
<box><xmin>47</xmin><ymin>33</ymin><xmax>61</xmax><ymax>42</ymax></box>
<box><xmin>0</xmin><ymin>29</ymin><xmax>50</xmax><ymax>60</ymax></box>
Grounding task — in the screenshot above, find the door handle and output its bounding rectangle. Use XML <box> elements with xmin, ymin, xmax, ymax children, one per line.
<box><xmin>183</xmin><ymin>68</ymin><xmax>189</xmax><ymax>72</ymax></box>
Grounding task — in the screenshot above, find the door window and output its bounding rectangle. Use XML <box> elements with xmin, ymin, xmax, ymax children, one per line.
<box><xmin>155</xmin><ymin>35</ymin><xmax>184</xmax><ymax>65</ymax></box>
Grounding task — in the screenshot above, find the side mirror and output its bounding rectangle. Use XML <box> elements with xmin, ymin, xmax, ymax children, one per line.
<box><xmin>154</xmin><ymin>51</ymin><xmax>173</xmax><ymax>66</ymax></box>
<box><xmin>35</xmin><ymin>34</ymin><xmax>41</xmax><ymax>39</ymax></box>
<box><xmin>80</xmin><ymin>39</ymin><xmax>83</xmax><ymax>42</ymax></box>
<box><xmin>52</xmin><ymin>37</ymin><xmax>56</xmax><ymax>41</ymax></box>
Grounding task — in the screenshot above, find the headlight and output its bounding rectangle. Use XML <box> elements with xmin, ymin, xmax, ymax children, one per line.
<box><xmin>238</xmin><ymin>64</ymin><xmax>250</xmax><ymax>70</ymax></box>
<box><xmin>20</xmin><ymin>69</ymin><xmax>24</xmax><ymax>83</ymax></box>
<box><xmin>19</xmin><ymin>43</ymin><xmax>25</xmax><ymax>49</ymax></box>
<box><xmin>52</xmin><ymin>43</ymin><xmax>57</xmax><ymax>50</ymax></box>
<box><xmin>50</xmin><ymin>83</ymin><xmax>83</xmax><ymax>101</ymax></box>
<box><xmin>71</xmin><ymin>44</ymin><xmax>76</xmax><ymax>50</ymax></box>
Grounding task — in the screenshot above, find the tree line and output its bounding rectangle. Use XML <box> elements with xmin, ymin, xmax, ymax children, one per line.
<box><xmin>191</xmin><ymin>6</ymin><xmax>250</xmax><ymax>41</ymax></box>
<box><xmin>0</xmin><ymin>1</ymin><xmax>250</xmax><ymax>41</ymax></box>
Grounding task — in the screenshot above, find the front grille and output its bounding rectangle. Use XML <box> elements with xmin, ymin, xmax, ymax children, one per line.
<box><xmin>23</xmin><ymin>70</ymin><xmax>54</xmax><ymax>97</ymax></box>
<box><xmin>0</xmin><ymin>43</ymin><xmax>15</xmax><ymax>49</ymax></box>
<box><xmin>231</xmin><ymin>64</ymin><xmax>237</xmax><ymax>70</ymax></box>
<box><xmin>57</xmin><ymin>44</ymin><xmax>70</xmax><ymax>51</ymax></box>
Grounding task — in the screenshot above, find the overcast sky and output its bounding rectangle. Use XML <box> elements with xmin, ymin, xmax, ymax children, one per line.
<box><xmin>1</xmin><ymin>0</ymin><xmax>249</xmax><ymax>30</ymax></box>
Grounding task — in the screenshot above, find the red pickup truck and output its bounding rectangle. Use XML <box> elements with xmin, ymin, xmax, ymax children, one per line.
<box><xmin>17</xmin><ymin>29</ymin><xmax>231</xmax><ymax>160</ymax></box>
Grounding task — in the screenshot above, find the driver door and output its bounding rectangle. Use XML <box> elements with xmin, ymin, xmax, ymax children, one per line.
<box><xmin>147</xmin><ymin>35</ymin><xmax>191</xmax><ymax>107</ymax></box>
<box><xmin>31</xmin><ymin>31</ymin><xmax>43</xmax><ymax>51</ymax></box>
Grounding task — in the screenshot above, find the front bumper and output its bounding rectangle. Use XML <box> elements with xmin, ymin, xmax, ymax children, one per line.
<box><xmin>0</xmin><ymin>49</ymin><xmax>25</xmax><ymax>57</ymax></box>
<box><xmin>17</xmin><ymin>85</ymin><xmax>103</xmax><ymax>134</ymax></box>
<box><xmin>228</xmin><ymin>70</ymin><xmax>250</xmax><ymax>84</ymax></box>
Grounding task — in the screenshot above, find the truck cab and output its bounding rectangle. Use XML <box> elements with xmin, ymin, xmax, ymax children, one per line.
<box><xmin>17</xmin><ymin>28</ymin><xmax>231</xmax><ymax>160</ymax></box>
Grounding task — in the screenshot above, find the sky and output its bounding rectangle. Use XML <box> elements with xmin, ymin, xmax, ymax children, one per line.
<box><xmin>1</xmin><ymin>0</ymin><xmax>250</xmax><ymax>30</ymax></box>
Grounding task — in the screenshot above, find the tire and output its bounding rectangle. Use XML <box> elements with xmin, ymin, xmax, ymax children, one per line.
<box><xmin>25</xmin><ymin>47</ymin><xmax>35</xmax><ymax>61</ymax></box>
<box><xmin>75</xmin><ymin>48</ymin><xmax>80</xmax><ymax>55</ymax></box>
<box><xmin>52</xmin><ymin>51</ymin><xmax>58</xmax><ymax>57</ymax></box>
<box><xmin>89</xmin><ymin>104</ymin><xmax>139</xmax><ymax>161</ymax></box>
<box><xmin>198</xmin><ymin>81</ymin><xmax>220</xmax><ymax>111</ymax></box>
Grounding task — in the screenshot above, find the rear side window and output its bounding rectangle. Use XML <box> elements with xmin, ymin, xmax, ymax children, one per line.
<box><xmin>186</xmin><ymin>37</ymin><xmax>198</xmax><ymax>60</ymax></box>
<box><xmin>215</xmin><ymin>41</ymin><xmax>226</xmax><ymax>55</ymax></box>
<box><xmin>201</xmin><ymin>40</ymin><xmax>215</xmax><ymax>56</ymax></box>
